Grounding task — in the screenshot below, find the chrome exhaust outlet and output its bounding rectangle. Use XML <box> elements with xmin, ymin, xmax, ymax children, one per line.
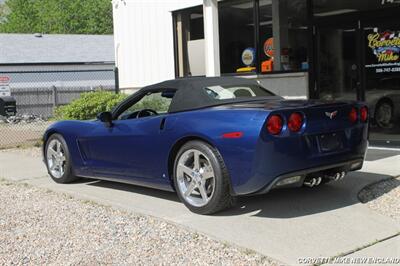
<box><xmin>333</xmin><ymin>173</ymin><xmax>341</xmax><ymax>181</ymax></box>
<box><xmin>330</xmin><ymin>172</ymin><xmax>346</xmax><ymax>181</ymax></box>
<box><xmin>305</xmin><ymin>171</ymin><xmax>347</xmax><ymax>187</ymax></box>
<box><xmin>304</xmin><ymin>178</ymin><xmax>315</xmax><ymax>187</ymax></box>
<box><xmin>304</xmin><ymin>177</ymin><xmax>323</xmax><ymax>187</ymax></box>
<box><xmin>339</xmin><ymin>171</ymin><xmax>346</xmax><ymax>180</ymax></box>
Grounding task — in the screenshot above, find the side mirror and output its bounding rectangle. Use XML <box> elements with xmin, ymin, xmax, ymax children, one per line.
<box><xmin>97</xmin><ymin>112</ymin><xmax>113</xmax><ymax>127</ymax></box>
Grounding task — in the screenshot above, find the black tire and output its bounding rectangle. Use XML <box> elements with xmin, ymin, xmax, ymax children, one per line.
<box><xmin>44</xmin><ymin>133</ymin><xmax>79</xmax><ymax>184</ymax></box>
<box><xmin>173</xmin><ymin>140</ymin><xmax>235</xmax><ymax>215</ymax></box>
<box><xmin>374</xmin><ymin>100</ymin><xmax>394</xmax><ymax>130</ymax></box>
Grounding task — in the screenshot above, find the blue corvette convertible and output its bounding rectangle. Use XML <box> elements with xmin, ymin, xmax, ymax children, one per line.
<box><xmin>43</xmin><ymin>77</ymin><xmax>369</xmax><ymax>214</ymax></box>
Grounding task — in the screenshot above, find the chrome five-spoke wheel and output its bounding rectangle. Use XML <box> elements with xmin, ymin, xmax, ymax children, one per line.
<box><xmin>176</xmin><ymin>149</ymin><xmax>216</xmax><ymax>207</ymax></box>
<box><xmin>45</xmin><ymin>134</ymin><xmax>79</xmax><ymax>184</ymax></box>
<box><xmin>174</xmin><ymin>140</ymin><xmax>234</xmax><ymax>214</ymax></box>
<box><xmin>46</xmin><ymin>139</ymin><xmax>66</xmax><ymax>179</ymax></box>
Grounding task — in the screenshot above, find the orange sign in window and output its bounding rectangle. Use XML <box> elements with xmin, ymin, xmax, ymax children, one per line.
<box><xmin>261</xmin><ymin>60</ymin><xmax>273</xmax><ymax>73</ymax></box>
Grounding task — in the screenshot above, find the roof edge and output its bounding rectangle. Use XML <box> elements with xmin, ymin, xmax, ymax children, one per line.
<box><xmin>0</xmin><ymin>61</ymin><xmax>115</xmax><ymax>66</ymax></box>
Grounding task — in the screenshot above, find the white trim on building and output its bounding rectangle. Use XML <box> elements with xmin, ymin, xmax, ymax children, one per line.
<box><xmin>112</xmin><ymin>0</ymin><xmax>308</xmax><ymax>99</ymax></box>
<box><xmin>112</xmin><ymin>0</ymin><xmax>203</xmax><ymax>89</ymax></box>
<box><xmin>203</xmin><ymin>0</ymin><xmax>220</xmax><ymax>77</ymax></box>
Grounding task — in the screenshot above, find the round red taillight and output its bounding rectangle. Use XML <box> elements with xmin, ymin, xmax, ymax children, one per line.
<box><xmin>349</xmin><ymin>107</ymin><xmax>358</xmax><ymax>123</ymax></box>
<box><xmin>288</xmin><ymin>112</ymin><xmax>304</xmax><ymax>132</ymax></box>
<box><xmin>360</xmin><ymin>106</ymin><xmax>368</xmax><ymax>122</ymax></box>
<box><xmin>267</xmin><ymin>114</ymin><xmax>283</xmax><ymax>135</ymax></box>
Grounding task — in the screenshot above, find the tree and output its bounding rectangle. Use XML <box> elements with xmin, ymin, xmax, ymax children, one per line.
<box><xmin>0</xmin><ymin>2</ymin><xmax>10</xmax><ymax>24</ymax></box>
<box><xmin>0</xmin><ymin>0</ymin><xmax>113</xmax><ymax>34</ymax></box>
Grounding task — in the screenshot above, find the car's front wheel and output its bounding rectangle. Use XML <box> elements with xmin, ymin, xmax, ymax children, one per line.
<box><xmin>45</xmin><ymin>133</ymin><xmax>79</xmax><ymax>184</ymax></box>
<box><xmin>173</xmin><ymin>140</ymin><xmax>235</xmax><ymax>215</ymax></box>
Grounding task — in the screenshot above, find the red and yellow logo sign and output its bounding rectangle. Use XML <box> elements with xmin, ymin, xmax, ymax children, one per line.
<box><xmin>368</xmin><ymin>31</ymin><xmax>400</xmax><ymax>62</ymax></box>
<box><xmin>263</xmin><ymin>38</ymin><xmax>274</xmax><ymax>58</ymax></box>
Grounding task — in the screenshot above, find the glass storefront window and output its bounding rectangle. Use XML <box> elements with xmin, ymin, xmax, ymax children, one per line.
<box><xmin>313</xmin><ymin>0</ymin><xmax>400</xmax><ymax>145</ymax></box>
<box><xmin>259</xmin><ymin>0</ymin><xmax>308</xmax><ymax>73</ymax></box>
<box><xmin>218</xmin><ymin>0</ymin><xmax>256</xmax><ymax>74</ymax></box>
<box><xmin>217</xmin><ymin>0</ymin><xmax>309</xmax><ymax>75</ymax></box>
<box><xmin>364</xmin><ymin>19</ymin><xmax>400</xmax><ymax>139</ymax></box>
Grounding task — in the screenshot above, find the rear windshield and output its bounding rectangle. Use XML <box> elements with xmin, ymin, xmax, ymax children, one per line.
<box><xmin>204</xmin><ymin>84</ymin><xmax>275</xmax><ymax>100</ymax></box>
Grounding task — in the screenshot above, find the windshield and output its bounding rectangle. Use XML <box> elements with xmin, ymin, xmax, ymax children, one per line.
<box><xmin>204</xmin><ymin>84</ymin><xmax>275</xmax><ymax>100</ymax></box>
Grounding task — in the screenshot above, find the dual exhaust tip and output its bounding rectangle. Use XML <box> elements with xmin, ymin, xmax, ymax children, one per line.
<box><xmin>304</xmin><ymin>171</ymin><xmax>346</xmax><ymax>188</ymax></box>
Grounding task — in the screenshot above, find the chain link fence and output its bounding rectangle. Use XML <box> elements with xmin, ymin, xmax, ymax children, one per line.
<box><xmin>0</xmin><ymin>67</ymin><xmax>116</xmax><ymax>149</ymax></box>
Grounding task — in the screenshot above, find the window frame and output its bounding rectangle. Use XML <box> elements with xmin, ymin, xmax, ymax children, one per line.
<box><xmin>112</xmin><ymin>88</ymin><xmax>177</xmax><ymax>120</ymax></box>
<box><xmin>203</xmin><ymin>83</ymin><xmax>276</xmax><ymax>100</ymax></box>
<box><xmin>172</xmin><ymin>0</ymin><xmax>313</xmax><ymax>77</ymax></box>
<box><xmin>172</xmin><ymin>5</ymin><xmax>205</xmax><ymax>78</ymax></box>
<box><xmin>230</xmin><ymin>0</ymin><xmax>311</xmax><ymax>76</ymax></box>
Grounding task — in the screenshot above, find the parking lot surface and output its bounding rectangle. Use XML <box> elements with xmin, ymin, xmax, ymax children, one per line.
<box><xmin>0</xmin><ymin>148</ymin><xmax>399</xmax><ymax>265</ymax></box>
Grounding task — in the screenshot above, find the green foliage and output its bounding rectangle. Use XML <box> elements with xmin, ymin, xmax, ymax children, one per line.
<box><xmin>55</xmin><ymin>91</ymin><xmax>127</xmax><ymax>121</ymax></box>
<box><xmin>0</xmin><ymin>0</ymin><xmax>113</xmax><ymax>34</ymax></box>
<box><xmin>125</xmin><ymin>93</ymin><xmax>172</xmax><ymax>114</ymax></box>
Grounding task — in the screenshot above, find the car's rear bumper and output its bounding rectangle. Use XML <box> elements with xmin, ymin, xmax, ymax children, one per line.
<box><xmin>228</xmin><ymin>124</ymin><xmax>368</xmax><ymax>195</ymax></box>
<box><xmin>231</xmin><ymin>141</ymin><xmax>368</xmax><ymax>196</ymax></box>
<box><xmin>250</xmin><ymin>158</ymin><xmax>364</xmax><ymax>195</ymax></box>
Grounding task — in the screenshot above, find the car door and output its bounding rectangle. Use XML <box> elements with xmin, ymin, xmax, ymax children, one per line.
<box><xmin>79</xmin><ymin>90</ymin><xmax>175</xmax><ymax>182</ymax></box>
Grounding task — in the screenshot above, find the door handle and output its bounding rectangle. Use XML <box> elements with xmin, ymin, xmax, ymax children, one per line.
<box><xmin>160</xmin><ymin>118</ymin><xmax>166</xmax><ymax>130</ymax></box>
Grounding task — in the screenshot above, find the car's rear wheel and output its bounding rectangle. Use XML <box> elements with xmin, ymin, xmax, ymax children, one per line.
<box><xmin>45</xmin><ymin>134</ymin><xmax>79</xmax><ymax>184</ymax></box>
<box><xmin>173</xmin><ymin>141</ymin><xmax>235</xmax><ymax>215</ymax></box>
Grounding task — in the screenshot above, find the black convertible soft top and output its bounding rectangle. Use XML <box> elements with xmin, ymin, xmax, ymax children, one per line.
<box><xmin>140</xmin><ymin>77</ymin><xmax>277</xmax><ymax>113</ymax></box>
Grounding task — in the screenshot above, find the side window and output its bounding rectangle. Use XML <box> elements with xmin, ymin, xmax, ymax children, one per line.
<box><xmin>118</xmin><ymin>91</ymin><xmax>175</xmax><ymax>120</ymax></box>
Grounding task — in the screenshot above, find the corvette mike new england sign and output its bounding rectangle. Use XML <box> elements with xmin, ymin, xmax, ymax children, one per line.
<box><xmin>365</xmin><ymin>29</ymin><xmax>400</xmax><ymax>74</ymax></box>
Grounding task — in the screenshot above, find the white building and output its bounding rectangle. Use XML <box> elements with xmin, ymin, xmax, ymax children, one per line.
<box><xmin>112</xmin><ymin>0</ymin><xmax>309</xmax><ymax>98</ymax></box>
<box><xmin>112</xmin><ymin>0</ymin><xmax>400</xmax><ymax>147</ymax></box>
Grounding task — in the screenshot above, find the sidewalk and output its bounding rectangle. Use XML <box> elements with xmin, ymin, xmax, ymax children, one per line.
<box><xmin>0</xmin><ymin>148</ymin><xmax>399</xmax><ymax>265</ymax></box>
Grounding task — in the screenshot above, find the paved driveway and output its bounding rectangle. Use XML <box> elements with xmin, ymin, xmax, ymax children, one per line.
<box><xmin>1</xmin><ymin>148</ymin><xmax>399</xmax><ymax>265</ymax></box>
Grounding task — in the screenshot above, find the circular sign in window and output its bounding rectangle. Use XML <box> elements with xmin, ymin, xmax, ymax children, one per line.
<box><xmin>241</xmin><ymin>48</ymin><xmax>256</xmax><ymax>66</ymax></box>
<box><xmin>264</xmin><ymin>37</ymin><xmax>274</xmax><ymax>58</ymax></box>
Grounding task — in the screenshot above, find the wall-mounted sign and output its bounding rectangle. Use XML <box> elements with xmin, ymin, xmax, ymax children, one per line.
<box><xmin>263</xmin><ymin>38</ymin><xmax>274</xmax><ymax>58</ymax></box>
<box><xmin>368</xmin><ymin>30</ymin><xmax>400</xmax><ymax>63</ymax></box>
<box><xmin>0</xmin><ymin>76</ymin><xmax>10</xmax><ymax>84</ymax></box>
<box><xmin>0</xmin><ymin>85</ymin><xmax>10</xmax><ymax>97</ymax></box>
<box><xmin>0</xmin><ymin>76</ymin><xmax>11</xmax><ymax>97</ymax></box>
<box><xmin>241</xmin><ymin>47</ymin><xmax>256</xmax><ymax>66</ymax></box>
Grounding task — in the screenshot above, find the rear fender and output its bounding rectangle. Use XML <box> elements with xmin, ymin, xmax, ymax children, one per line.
<box><xmin>166</xmin><ymin>109</ymin><xmax>269</xmax><ymax>195</ymax></box>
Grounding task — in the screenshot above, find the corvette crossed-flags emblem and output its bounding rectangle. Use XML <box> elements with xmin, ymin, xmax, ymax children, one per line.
<box><xmin>325</xmin><ymin>111</ymin><xmax>338</xmax><ymax>120</ymax></box>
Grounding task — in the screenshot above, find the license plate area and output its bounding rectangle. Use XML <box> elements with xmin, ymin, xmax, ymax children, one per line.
<box><xmin>318</xmin><ymin>132</ymin><xmax>343</xmax><ymax>152</ymax></box>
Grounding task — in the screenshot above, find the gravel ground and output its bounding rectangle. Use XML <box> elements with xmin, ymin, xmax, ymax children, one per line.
<box><xmin>0</xmin><ymin>180</ymin><xmax>281</xmax><ymax>265</ymax></box>
<box><xmin>359</xmin><ymin>176</ymin><xmax>400</xmax><ymax>222</ymax></box>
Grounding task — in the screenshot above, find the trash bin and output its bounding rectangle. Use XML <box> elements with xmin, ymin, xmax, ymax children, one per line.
<box><xmin>0</xmin><ymin>96</ymin><xmax>17</xmax><ymax>116</ymax></box>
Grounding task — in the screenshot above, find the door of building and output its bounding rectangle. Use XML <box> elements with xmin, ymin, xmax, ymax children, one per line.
<box><xmin>314</xmin><ymin>18</ymin><xmax>362</xmax><ymax>102</ymax></box>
